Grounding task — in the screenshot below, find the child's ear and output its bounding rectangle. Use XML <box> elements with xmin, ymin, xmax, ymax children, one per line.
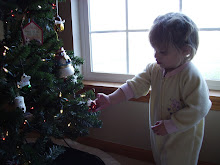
<box><xmin>181</xmin><ymin>45</ymin><xmax>191</xmax><ymax>56</ymax></box>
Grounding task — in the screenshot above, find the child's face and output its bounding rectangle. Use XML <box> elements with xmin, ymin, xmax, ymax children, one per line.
<box><xmin>154</xmin><ymin>44</ymin><xmax>185</xmax><ymax>72</ymax></box>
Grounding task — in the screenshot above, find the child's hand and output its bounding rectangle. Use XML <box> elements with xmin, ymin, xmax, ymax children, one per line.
<box><xmin>93</xmin><ymin>93</ymin><xmax>111</xmax><ymax>112</ymax></box>
<box><xmin>151</xmin><ymin>120</ymin><xmax>168</xmax><ymax>136</ymax></box>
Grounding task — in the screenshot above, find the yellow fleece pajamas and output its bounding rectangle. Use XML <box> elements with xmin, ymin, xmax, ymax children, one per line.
<box><xmin>126</xmin><ymin>62</ymin><xmax>211</xmax><ymax>165</ymax></box>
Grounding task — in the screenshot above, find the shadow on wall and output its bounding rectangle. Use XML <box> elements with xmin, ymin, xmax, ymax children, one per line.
<box><xmin>88</xmin><ymin>101</ymin><xmax>220</xmax><ymax>165</ymax></box>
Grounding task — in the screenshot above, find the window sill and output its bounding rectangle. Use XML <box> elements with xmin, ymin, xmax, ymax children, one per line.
<box><xmin>83</xmin><ymin>80</ymin><xmax>220</xmax><ymax>111</ymax></box>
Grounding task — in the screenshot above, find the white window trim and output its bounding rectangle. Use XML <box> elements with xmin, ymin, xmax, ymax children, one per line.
<box><xmin>71</xmin><ymin>0</ymin><xmax>220</xmax><ymax>90</ymax></box>
<box><xmin>71</xmin><ymin>0</ymin><xmax>134</xmax><ymax>83</ymax></box>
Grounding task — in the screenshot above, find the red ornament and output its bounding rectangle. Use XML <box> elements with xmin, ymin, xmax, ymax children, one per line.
<box><xmin>52</xmin><ymin>3</ymin><xmax>56</xmax><ymax>9</ymax></box>
<box><xmin>88</xmin><ymin>100</ymin><xmax>97</xmax><ymax>112</ymax></box>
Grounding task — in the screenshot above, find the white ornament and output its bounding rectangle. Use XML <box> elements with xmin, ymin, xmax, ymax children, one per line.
<box><xmin>60</xmin><ymin>47</ymin><xmax>71</xmax><ymax>62</ymax></box>
<box><xmin>54</xmin><ymin>15</ymin><xmax>65</xmax><ymax>32</ymax></box>
<box><xmin>14</xmin><ymin>96</ymin><xmax>26</xmax><ymax>113</ymax></box>
<box><xmin>55</xmin><ymin>17</ymin><xmax>65</xmax><ymax>26</ymax></box>
<box><xmin>59</xmin><ymin>65</ymin><xmax>75</xmax><ymax>78</ymax></box>
<box><xmin>56</xmin><ymin>47</ymin><xmax>75</xmax><ymax>78</ymax></box>
<box><xmin>17</xmin><ymin>73</ymin><xmax>31</xmax><ymax>89</ymax></box>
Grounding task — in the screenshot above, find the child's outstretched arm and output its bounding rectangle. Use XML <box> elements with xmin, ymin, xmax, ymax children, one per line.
<box><xmin>94</xmin><ymin>83</ymin><xmax>134</xmax><ymax>111</ymax></box>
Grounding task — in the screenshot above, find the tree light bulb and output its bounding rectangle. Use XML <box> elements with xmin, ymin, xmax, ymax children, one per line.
<box><xmin>68</xmin><ymin>122</ymin><xmax>71</xmax><ymax>127</ymax></box>
<box><xmin>3</xmin><ymin>46</ymin><xmax>9</xmax><ymax>56</ymax></box>
<box><xmin>4</xmin><ymin>46</ymin><xmax>9</xmax><ymax>50</ymax></box>
<box><xmin>80</xmin><ymin>94</ymin><xmax>86</xmax><ymax>98</ymax></box>
<box><xmin>2</xmin><ymin>132</ymin><xmax>5</xmax><ymax>141</ymax></box>
<box><xmin>3</xmin><ymin>67</ymin><xmax>8</xmax><ymax>73</ymax></box>
<box><xmin>59</xmin><ymin>92</ymin><xmax>62</xmax><ymax>97</ymax></box>
<box><xmin>24</xmin><ymin>120</ymin><xmax>27</xmax><ymax>124</ymax></box>
<box><xmin>52</xmin><ymin>3</ymin><xmax>56</xmax><ymax>9</ymax></box>
<box><xmin>60</xmin><ymin>109</ymin><xmax>63</xmax><ymax>114</ymax></box>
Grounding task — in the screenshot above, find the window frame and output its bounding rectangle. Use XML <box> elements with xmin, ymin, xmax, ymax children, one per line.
<box><xmin>75</xmin><ymin>0</ymin><xmax>134</xmax><ymax>83</ymax></box>
<box><xmin>71</xmin><ymin>0</ymin><xmax>220</xmax><ymax>90</ymax></box>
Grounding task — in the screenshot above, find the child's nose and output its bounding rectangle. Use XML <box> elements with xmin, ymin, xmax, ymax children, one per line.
<box><xmin>154</xmin><ymin>51</ymin><xmax>159</xmax><ymax>59</ymax></box>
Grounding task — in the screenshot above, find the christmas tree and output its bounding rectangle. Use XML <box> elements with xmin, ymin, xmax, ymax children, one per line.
<box><xmin>0</xmin><ymin>0</ymin><xmax>102</xmax><ymax>164</ymax></box>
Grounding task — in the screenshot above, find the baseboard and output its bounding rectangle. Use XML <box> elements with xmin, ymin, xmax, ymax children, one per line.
<box><xmin>77</xmin><ymin>136</ymin><xmax>217</xmax><ymax>165</ymax></box>
<box><xmin>77</xmin><ymin>137</ymin><xmax>155</xmax><ymax>163</ymax></box>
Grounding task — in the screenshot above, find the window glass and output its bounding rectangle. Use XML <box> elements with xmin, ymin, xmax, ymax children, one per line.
<box><xmin>128</xmin><ymin>32</ymin><xmax>155</xmax><ymax>74</ymax></box>
<box><xmin>91</xmin><ymin>32</ymin><xmax>127</xmax><ymax>74</ymax></box>
<box><xmin>89</xmin><ymin>0</ymin><xmax>126</xmax><ymax>31</ymax></box>
<box><xmin>128</xmin><ymin>0</ymin><xmax>179</xmax><ymax>29</ymax></box>
<box><xmin>183</xmin><ymin>0</ymin><xmax>220</xmax><ymax>28</ymax></box>
<box><xmin>193</xmin><ymin>31</ymin><xmax>220</xmax><ymax>80</ymax></box>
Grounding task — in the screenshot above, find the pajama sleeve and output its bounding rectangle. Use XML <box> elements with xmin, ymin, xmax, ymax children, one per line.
<box><xmin>164</xmin><ymin>120</ymin><xmax>179</xmax><ymax>134</ymax></box>
<box><xmin>126</xmin><ymin>63</ymin><xmax>153</xmax><ymax>98</ymax></box>
<box><xmin>171</xmin><ymin>67</ymin><xmax>212</xmax><ymax>132</ymax></box>
<box><xmin>120</xmin><ymin>83</ymin><xmax>135</xmax><ymax>100</ymax></box>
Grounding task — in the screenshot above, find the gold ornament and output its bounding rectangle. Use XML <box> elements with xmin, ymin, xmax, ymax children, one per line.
<box><xmin>54</xmin><ymin>15</ymin><xmax>65</xmax><ymax>32</ymax></box>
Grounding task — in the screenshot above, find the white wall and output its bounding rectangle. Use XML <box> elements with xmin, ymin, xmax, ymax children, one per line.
<box><xmin>89</xmin><ymin>101</ymin><xmax>220</xmax><ymax>165</ymax></box>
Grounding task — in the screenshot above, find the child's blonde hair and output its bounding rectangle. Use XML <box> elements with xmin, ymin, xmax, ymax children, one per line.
<box><xmin>149</xmin><ymin>12</ymin><xmax>199</xmax><ymax>61</ymax></box>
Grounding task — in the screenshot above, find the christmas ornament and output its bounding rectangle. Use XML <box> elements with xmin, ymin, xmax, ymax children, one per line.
<box><xmin>22</xmin><ymin>20</ymin><xmax>43</xmax><ymax>45</ymax></box>
<box><xmin>87</xmin><ymin>99</ymin><xmax>97</xmax><ymax>112</ymax></box>
<box><xmin>14</xmin><ymin>96</ymin><xmax>26</xmax><ymax>113</ymax></box>
<box><xmin>54</xmin><ymin>0</ymin><xmax>65</xmax><ymax>32</ymax></box>
<box><xmin>52</xmin><ymin>3</ymin><xmax>56</xmax><ymax>9</ymax></box>
<box><xmin>54</xmin><ymin>15</ymin><xmax>65</xmax><ymax>32</ymax></box>
<box><xmin>17</xmin><ymin>73</ymin><xmax>31</xmax><ymax>89</ymax></box>
<box><xmin>55</xmin><ymin>47</ymin><xmax>75</xmax><ymax>78</ymax></box>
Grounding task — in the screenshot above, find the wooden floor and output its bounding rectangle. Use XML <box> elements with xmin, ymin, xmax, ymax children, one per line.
<box><xmin>108</xmin><ymin>153</ymin><xmax>216</xmax><ymax>165</ymax></box>
<box><xmin>108</xmin><ymin>152</ymin><xmax>155</xmax><ymax>165</ymax></box>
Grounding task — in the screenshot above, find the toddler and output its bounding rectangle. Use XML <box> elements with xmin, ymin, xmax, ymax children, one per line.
<box><xmin>94</xmin><ymin>12</ymin><xmax>211</xmax><ymax>165</ymax></box>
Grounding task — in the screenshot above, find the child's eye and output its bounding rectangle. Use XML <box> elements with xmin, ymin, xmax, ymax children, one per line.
<box><xmin>159</xmin><ymin>51</ymin><xmax>167</xmax><ymax>55</ymax></box>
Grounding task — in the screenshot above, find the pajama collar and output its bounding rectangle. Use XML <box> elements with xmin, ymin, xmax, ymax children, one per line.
<box><xmin>162</xmin><ymin>62</ymin><xmax>190</xmax><ymax>78</ymax></box>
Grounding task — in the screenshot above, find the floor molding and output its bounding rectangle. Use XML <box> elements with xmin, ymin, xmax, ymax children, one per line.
<box><xmin>77</xmin><ymin>137</ymin><xmax>155</xmax><ymax>163</ymax></box>
<box><xmin>77</xmin><ymin>136</ymin><xmax>217</xmax><ymax>165</ymax></box>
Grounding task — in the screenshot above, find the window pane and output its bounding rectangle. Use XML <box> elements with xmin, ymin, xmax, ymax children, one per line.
<box><xmin>128</xmin><ymin>0</ymin><xmax>179</xmax><ymax>30</ymax></box>
<box><xmin>91</xmin><ymin>33</ymin><xmax>127</xmax><ymax>74</ymax></box>
<box><xmin>183</xmin><ymin>0</ymin><xmax>220</xmax><ymax>28</ymax></box>
<box><xmin>129</xmin><ymin>32</ymin><xmax>155</xmax><ymax>75</ymax></box>
<box><xmin>89</xmin><ymin>0</ymin><xmax>126</xmax><ymax>31</ymax></box>
<box><xmin>193</xmin><ymin>31</ymin><xmax>220</xmax><ymax>80</ymax></box>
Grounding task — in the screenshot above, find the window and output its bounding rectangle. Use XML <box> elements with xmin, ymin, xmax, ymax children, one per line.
<box><xmin>72</xmin><ymin>0</ymin><xmax>220</xmax><ymax>90</ymax></box>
